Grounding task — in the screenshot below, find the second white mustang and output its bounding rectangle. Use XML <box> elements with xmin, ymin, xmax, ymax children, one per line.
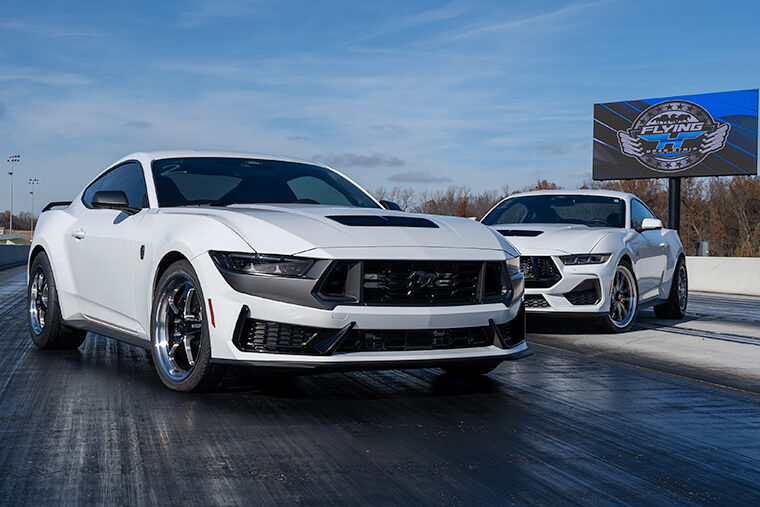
<box><xmin>28</xmin><ymin>151</ymin><xmax>528</xmax><ymax>391</ymax></box>
<box><xmin>481</xmin><ymin>190</ymin><xmax>687</xmax><ymax>332</ymax></box>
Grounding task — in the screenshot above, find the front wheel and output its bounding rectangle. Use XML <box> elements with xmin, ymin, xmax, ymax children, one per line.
<box><xmin>150</xmin><ymin>259</ymin><xmax>226</xmax><ymax>391</ymax></box>
<box><xmin>599</xmin><ymin>261</ymin><xmax>639</xmax><ymax>333</ymax></box>
<box><xmin>654</xmin><ymin>257</ymin><xmax>688</xmax><ymax>319</ymax></box>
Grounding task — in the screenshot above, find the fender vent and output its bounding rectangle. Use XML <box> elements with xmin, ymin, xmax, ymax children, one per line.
<box><xmin>328</xmin><ymin>215</ymin><xmax>439</xmax><ymax>228</ymax></box>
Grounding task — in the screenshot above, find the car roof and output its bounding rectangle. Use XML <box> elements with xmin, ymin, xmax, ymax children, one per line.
<box><xmin>113</xmin><ymin>150</ymin><xmax>328</xmax><ymax>168</ymax></box>
<box><xmin>506</xmin><ymin>189</ymin><xmax>632</xmax><ymax>200</ymax></box>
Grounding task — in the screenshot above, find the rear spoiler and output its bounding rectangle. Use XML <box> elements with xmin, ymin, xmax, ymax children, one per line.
<box><xmin>41</xmin><ymin>201</ymin><xmax>72</xmax><ymax>212</ymax></box>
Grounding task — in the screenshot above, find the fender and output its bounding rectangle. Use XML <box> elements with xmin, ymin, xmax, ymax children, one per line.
<box><xmin>136</xmin><ymin>212</ymin><xmax>256</xmax><ymax>335</ymax></box>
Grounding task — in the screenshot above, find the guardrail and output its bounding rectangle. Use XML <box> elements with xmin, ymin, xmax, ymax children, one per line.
<box><xmin>0</xmin><ymin>245</ymin><xmax>30</xmax><ymax>271</ymax></box>
<box><xmin>686</xmin><ymin>256</ymin><xmax>760</xmax><ymax>296</ymax></box>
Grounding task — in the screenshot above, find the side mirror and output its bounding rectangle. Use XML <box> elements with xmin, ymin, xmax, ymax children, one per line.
<box><xmin>640</xmin><ymin>218</ymin><xmax>663</xmax><ymax>231</ymax></box>
<box><xmin>379</xmin><ymin>200</ymin><xmax>402</xmax><ymax>211</ymax></box>
<box><xmin>92</xmin><ymin>190</ymin><xmax>139</xmax><ymax>215</ymax></box>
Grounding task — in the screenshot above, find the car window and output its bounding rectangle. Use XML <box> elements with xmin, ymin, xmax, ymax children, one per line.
<box><xmin>163</xmin><ymin>173</ymin><xmax>241</xmax><ymax>202</ymax></box>
<box><xmin>83</xmin><ymin>161</ymin><xmax>149</xmax><ymax>209</ymax></box>
<box><xmin>482</xmin><ymin>195</ymin><xmax>626</xmax><ymax>228</ymax></box>
<box><xmin>151</xmin><ymin>157</ymin><xmax>380</xmax><ymax>208</ymax></box>
<box><xmin>287</xmin><ymin>176</ymin><xmax>353</xmax><ymax>206</ymax></box>
<box><xmin>630</xmin><ymin>199</ymin><xmax>655</xmax><ymax>230</ymax></box>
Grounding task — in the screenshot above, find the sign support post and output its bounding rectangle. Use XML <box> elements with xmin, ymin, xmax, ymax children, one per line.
<box><xmin>668</xmin><ymin>178</ymin><xmax>681</xmax><ymax>232</ymax></box>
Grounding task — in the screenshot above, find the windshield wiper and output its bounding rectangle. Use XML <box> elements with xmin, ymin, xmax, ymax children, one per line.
<box><xmin>207</xmin><ymin>201</ymin><xmax>236</xmax><ymax>207</ymax></box>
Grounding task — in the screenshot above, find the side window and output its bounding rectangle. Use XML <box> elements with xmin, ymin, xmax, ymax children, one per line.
<box><xmin>83</xmin><ymin>162</ymin><xmax>149</xmax><ymax>209</ymax></box>
<box><xmin>630</xmin><ymin>199</ymin><xmax>655</xmax><ymax>231</ymax></box>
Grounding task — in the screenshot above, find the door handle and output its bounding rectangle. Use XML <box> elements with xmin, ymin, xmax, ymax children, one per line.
<box><xmin>72</xmin><ymin>230</ymin><xmax>86</xmax><ymax>240</ymax></box>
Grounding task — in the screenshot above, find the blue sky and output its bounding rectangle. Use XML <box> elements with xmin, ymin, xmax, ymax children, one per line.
<box><xmin>1</xmin><ymin>0</ymin><xmax>759</xmax><ymax>213</ymax></box>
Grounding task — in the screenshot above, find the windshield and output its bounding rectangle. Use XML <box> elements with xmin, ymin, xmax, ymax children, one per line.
<box><xmin>151</xmin><ymin>157</ymin><xmax>380</xmax><ymax>208</ymax></box>
<box><xmin>482</xmin><ymin>195</ymin><xmax>626</xmax><ymax>228</ymax></box>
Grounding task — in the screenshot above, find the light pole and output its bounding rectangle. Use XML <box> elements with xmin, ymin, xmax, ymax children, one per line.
<box><xmin>29</xmin><ymin>178</ymin><xmax>39</xmax><ymax>236</ymax></box>
<box><xmin>7</xmin><ymin>154</ymin><xmax>20</xmax><ymax>234</ymax></box>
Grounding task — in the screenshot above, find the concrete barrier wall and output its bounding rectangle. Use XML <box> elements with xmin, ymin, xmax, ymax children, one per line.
<box><xmin>0</xmin><ymin>245</ymin><xmax>30</xmax><ymax>271</ymax></box>
<box><xmin>2</xmin><ymin>248</ymin><xmax>757</xmax><ymax>295</ymax></box>
<box><xmin>686</xmin><ymin>256</ymin><xmax>760</xmax><ymax>296</ymax></box>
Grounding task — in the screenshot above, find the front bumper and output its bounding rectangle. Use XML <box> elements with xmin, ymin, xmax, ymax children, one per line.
<box><xmin>211</xmin><ymin>346</ymin><xmax>533</xmax><ymax>371</ymax></box>
<box><xmin>193</xmin><ymin>253</ymin><xmax>529</xmax><ymax>367</ymax></box>
<box><xmin>523</xmin><ymin>255</ymin><xmax>616</xmax><ymax>315</ymax></box>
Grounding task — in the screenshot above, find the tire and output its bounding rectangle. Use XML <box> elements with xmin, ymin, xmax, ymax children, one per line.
<box><xmin>441</xmin><ymin>360</ymin><xmax>502</xmax><ymax>376</ymax></box>
<box><xmin>654</xmin><ymin>257</ymin><xmax>688</xmax><ymax>320</ymax></box>
<box><xmin>27</xmin><ymin>252</ymin><xmax>87</xmax><ymax>349</ymax></box>
<box><xmin>150</xmin><ymin>259</ymin><xmax>226</xmax><ymax>392</ymax></box>
<box><xmin>599</xmin><ymin>261</ymin><xmax>639</xmax><ymax>333</ymax></box>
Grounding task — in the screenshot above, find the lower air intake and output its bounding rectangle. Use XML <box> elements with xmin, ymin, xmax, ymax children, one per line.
<box><xmin>564</xmin><ymin>279</ymin><xmax>601</xmax><ymax>305</ymax></box>
<box><xmin>524</xmin><ymin>294</ymin><xmax>550</xmax><ymax>308</ymax></box>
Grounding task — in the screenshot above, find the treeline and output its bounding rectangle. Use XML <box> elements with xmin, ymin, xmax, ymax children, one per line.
<box><xmin>3</xmin><ymin>176</ymin><xmax>758</xmax><ymax>256</ymax></box>
<box><xmin>0</xmin><ymin>211</ymin><xmax>35</xmax><ymax>231</ymax></box>
<box><xmin>376</xmin><ymin>176</ymin><xmax>760</xmax><ymax>257</ymax></box>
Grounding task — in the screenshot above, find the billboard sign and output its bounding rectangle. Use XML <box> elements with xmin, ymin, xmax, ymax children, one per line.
<box><xmin>593</xmin><ymin>89</ymin><xmax>758</xmax><ymax>180</ymax></box>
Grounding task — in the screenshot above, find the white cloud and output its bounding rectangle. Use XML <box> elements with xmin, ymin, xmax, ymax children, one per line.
<box><xmin>0</xmin><ymin>68</ymin><xmax>91</xmax><ymax>86</ymax></box>
<box><xmin>176</xmin><ymin>0</ymin><xmax>264</xmax><ymax>27</ymax></box>
<box><xmin>0</xmin><ymin>18</ymin><xmax>104</xmax><ymax>38</ymax></box>
<box><xmin>427</xmin><ymin>0</ymin><xmax>617</xmax><ymax>45</ymax></box>
<box><xmin>313</xmin><ymin>153</ymin><xmax>405</xmax><ymax>168</ymax></box>
<box><xmin>388</xmin><ymin>171</ymin><xmax>451</xmax><ymax>183</ymax></box>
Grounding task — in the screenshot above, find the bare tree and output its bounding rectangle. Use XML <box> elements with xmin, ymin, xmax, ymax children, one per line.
<box><xmin>374</xmin><ymin>186</ymin><xmax>417</xmax><ymax>211</ymax></box>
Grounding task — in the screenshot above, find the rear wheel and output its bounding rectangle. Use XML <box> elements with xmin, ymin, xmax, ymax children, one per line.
<box><xmin>150</xmin><ymin>259</ymin><xmax>226</xmax><ymax>391</ymax></box>
<box><xmin>654</xmin><ymin>257</ymin><xmax>688</xmax><ymax>319</ymax></box>
<box><xmin>441</xmin><ymin>360</ymin><xmax>501</xmax><ymax>376</ymax></box>
<box><xmin>28</xmin><ymin>252</ymin><xmax>87</xmax><ymax>349</ymax></box>
<box><xmin>599</xmin><ymin>261</ymin><xmax>638</xmax><ymax>333</ymax></box>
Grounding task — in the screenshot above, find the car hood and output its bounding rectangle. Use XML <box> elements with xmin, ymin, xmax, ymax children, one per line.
<box><xmin>488</xmin><ymin>223</ymin><xmax>615</xmax><ymax>256</ymax></box>
<box><xmin>160</xmin><ymin>204</ymin><xmax>517</xmax><ymax>257</ymax></box>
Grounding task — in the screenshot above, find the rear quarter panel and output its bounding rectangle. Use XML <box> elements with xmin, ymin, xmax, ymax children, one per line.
<box><xmin>30</xmin><ymin>208</ymin><xmax>82</xmax><ymax>321</ymax></box>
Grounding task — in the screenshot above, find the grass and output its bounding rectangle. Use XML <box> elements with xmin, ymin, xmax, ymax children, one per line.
<box><xmin>5</xmin><ymin>237</ymin><xmax>31</xmax><ymax>245</ymax></box>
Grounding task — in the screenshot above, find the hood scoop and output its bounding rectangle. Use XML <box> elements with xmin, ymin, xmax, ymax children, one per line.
<box><xmin>498</xmin><ymin>229</ymin><xmax>543</xmax><ymax>237</ymax></box>
<box><xmin>328</xmin><ymin>215</ymin><xmax>439</xmax><ymax>228</ymax></box>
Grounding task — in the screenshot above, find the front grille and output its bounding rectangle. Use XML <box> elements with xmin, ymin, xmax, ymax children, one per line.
<box><xmin>361</xmin><ymin>260</ymin><xmax>482</xmax><ymax>305</ymax></box>
<box><xmin>564</xmin><ymin>279</ymin><xmax>601</xmax><ymax>305</ymax></box>
<box><xmin>520</xmin><ymin>256</ymin><xmax>561</xmax><ymax>288</ymax></box>
<box><xmin>337</xmin><ymin>327</ymin><xmax>492</xmax><ymax>352</ymax></box>
<box><xmin>524</xmin><ymin>294</ymin><xmax>550</xmax><ymax>308</ymax></box>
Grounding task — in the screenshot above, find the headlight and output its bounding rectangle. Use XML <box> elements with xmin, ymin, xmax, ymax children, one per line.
<box><xmin>210</xmin><ymin>251</ymin><xmax>315</xmax><ymax>277</ymax></box>
<box><xmin>506</xmin><ymin>256</ymin><xmax>521</xmax><ymax>276</ymax></box>
<box><xmin>559</xmin><ymin>254</ymin><xmax>611</xmax><ymax>266</ymax></box>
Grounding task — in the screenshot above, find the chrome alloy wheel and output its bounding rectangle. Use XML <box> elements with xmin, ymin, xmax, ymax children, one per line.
<box><xmin>676</xmin><ymin>263</ymin><xmax>688</xmax><ymax>312</ymax></box>
<box><xmin>29</xmin><ymin>268</ymin><xmax>49</xmax><ymax>335</ymax></box>
<box><xmin>153</xmin><ymin>274</ymin><xmax>204</xmax><ymax>381</ymax></box>
<box><xmin>609</xmin><ymin>266</ymin><xmax>637</xmax><ymax>329</ymax></box>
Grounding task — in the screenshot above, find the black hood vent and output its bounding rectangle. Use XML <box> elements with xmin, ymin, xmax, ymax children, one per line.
<box><xmin>328</xmin><ymin>215</ymin><xmax>439</xmax><ymax>228</ymax></box>
<box><xmin>498</xmin><ymin>229</ymin><xmax>543</xmax><ymax>237</ymax></box>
